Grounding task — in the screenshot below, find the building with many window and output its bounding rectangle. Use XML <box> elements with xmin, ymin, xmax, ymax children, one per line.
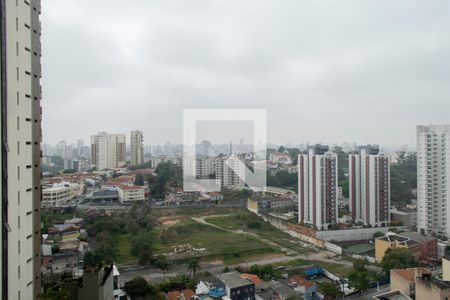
<box><xmin>90</xmin><ymin>132</ymin><xmax>126</xmax><ymax>170</ymax></box>
<box><xmin>42</xmin><ymin>182</ymin><xmax>83</xmax><ymax>207</ymax></box>
<box><xmin>130</xmin><ymin>130</ymin><xmax>144</xmax><ymax>166</ymax></box>
<box><xmin>298</xmin><ymin>145</ymin><xmax>338</xmax><ymax>230</ymax></box>
<box><xmin>349</xmin><ymin>145</ymin><xmax>390</xmax><ymax>227</ymax></box>
<box><xmin>1</xmin><ymin>0</ymin><xmax>42</xmax><ymax>298</ymax></box>
<box><xmin>417</xmin><ymin>125</ymin><xmax>450</xmax><ymax>239</ymax></box>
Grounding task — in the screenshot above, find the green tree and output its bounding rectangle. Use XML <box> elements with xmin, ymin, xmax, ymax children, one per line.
<box><xmin>83</xmin><ymin>251</ymin><xmax>104</xmax><ymax>271</ymax></box>
<box><xmin>187</xmin><ymin>258</ymin><xmax>200</xmax><ymax>280</ymax></box>
<box><xmin>38</xmin><ymin>288</ymin><xmax>70</xmax><ymax>300</ymax></box>
<box><xmin>320</xmin><ymin>282</ymin><xmax>341</xmax><ymax>299</ymax></box>
<box><xmin>123</xmin><ymin>276</ymin><xmax>152</xmax><ymax>299</ymax></box>
<box><xmin>390</xmin><ymin>154</ymin><xmax>417</xmax><ymax>207</ymax></box>
<box><xmin>154</xmin><ymin>255</ymin><xmax>170</xmax><ymax>282</ymax></box>
<box><xmin>131</xmin><ymin>232</ymin><xmax>154</xmax><ymax>265</ymax></box>
<box><xmin>381</xmin><ymin>248</ymin><xmax>417</xmax><ymax>275</ymax></box>
<box><xmin>134</xmin><ymin>174</ymin><xmax>145</xmax><ymax>186</ymax></box>
<box><xmin>348</xmin><ymin>270</ymin><xmax>371</xmax><ymax>293</ymax></box>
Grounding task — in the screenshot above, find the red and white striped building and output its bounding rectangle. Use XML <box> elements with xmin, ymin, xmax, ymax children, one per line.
<box><xmin>298</xmin><ymin>145</ymin><xmax>338</xmax><ymax>230</ymax></box>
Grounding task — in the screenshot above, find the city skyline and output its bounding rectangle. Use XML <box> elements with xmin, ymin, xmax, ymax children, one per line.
<box><xmin>41</xmin><ymin>0</ymin><xmax>450</xmax><ymax>147</ymax></box>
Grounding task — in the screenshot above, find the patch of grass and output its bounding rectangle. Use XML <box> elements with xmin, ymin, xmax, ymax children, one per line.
<box><xmin>156</xmin><ymin>220</ymin><xmax>278</xmax><ymax>264</ymax></box>
<box><xmin>114</xmin><ymin>233</ymin><xmax>136</xmax><ymax>264</ymax></box>
<box><xmin>205</xmin><ymin>212</ymin><xmax>313</xmax><ymax>254</ymax></box>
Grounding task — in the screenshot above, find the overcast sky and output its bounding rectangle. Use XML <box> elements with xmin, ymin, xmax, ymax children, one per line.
<box><xmin>41</xmin><ymin>0</ymin><xmax>450</xmax><ymax>148</ymax></box>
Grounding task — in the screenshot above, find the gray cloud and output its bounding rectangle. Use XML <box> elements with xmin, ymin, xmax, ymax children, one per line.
<box><xmin>41</xmin><ymin>0</ymin><xmax>450</xmax><ymax>148</ymax></box>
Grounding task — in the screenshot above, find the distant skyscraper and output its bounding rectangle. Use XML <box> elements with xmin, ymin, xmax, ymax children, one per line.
<box><xmin>199</xmin><ymin>140</ymin><xmax>211</xmax><ymax>157</ymax></box>
<box><xmin>349</xmin><ymin>145</ymin><xmax>390</xmax><ymax>227</ymax></box>
<box><xmin>56</xmin><ymin>140</ymin><xmax>68</xmax><ymax>159</ymax></box>
<box><xmin>130</xmin><ymin>130</ymin><xmax>144</xmax><ymax>166</ymax></box>
<box><xmin>1</xmin><ymin>0</ymin><xmax>42</xmax><ymax>298</ymax></box>
<box><xmin>417</xmin><ymin>125</ymin><xmax>450</xmax><ymax>238</ymax></box>
<box><xmin>90</xmin><ymin>132</ymin><xmax>126</xmax><ymax>170</ymax></box>
<box><xmin>298</xmin><ymin>145</ymin><xmax>338</xmax><ymax>230</ymax></box>
<box><xmin>77</xmin><ymin>139</ymin><xmax>84</xmax><ymax>157</ymax></box>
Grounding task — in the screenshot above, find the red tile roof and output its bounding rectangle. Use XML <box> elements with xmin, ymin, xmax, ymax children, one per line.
<box><xmin>290</xmin><ymin>275</ymin><xmax>315</xmax><ymax>288</ymax></box>
<box><xmin>240</xmin><ymin>273</ymin><xmax>263</xmax><ymax>286</ymax></box>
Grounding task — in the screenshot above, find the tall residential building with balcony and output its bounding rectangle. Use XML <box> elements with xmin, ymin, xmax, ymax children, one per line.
<box><xmin>417</xmin><ymin>125</ymin><xmax>450</xmax><ymax>239</ymax></box>
<box><xmin>214</xmin><ymin>155</ymin><xmax>245</xmax><ymax>189</ymax></box>
<box><xmin>1</xmin><ymin>0</ymin><xmax>42</xmax><ymax>298</ymax></box>
<box><xmin>298</xmin><ymin>145</ymin><xmax>338</xmax><ymax>230</ymax></box>
<box><xmin>349</xmin><ymin>145</ymin><xmax>390</xmax><ymax>227</ymax></box>
<box><xmin>130</xmin><ymin>130</ymin><xmax>144</xmax><ymax>166</ymax></box>
<box><xmin>90</xmin><ymin>132</ymin><xmax>126</xmax><ymax>170</ymax></box>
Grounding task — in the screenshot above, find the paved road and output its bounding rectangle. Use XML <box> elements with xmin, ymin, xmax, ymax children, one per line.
<box><xmin>119</xmin><ymin>254</ymin><xmax>307</xmax><ymax>285</ymax></box>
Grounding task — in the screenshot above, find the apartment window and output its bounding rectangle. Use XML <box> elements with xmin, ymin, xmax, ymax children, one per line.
<box><xmin>17</xmin><ymin>91</ymin><xmax>19</xmax><ymax>105</ymax></box>
<box><xmin>18</xmin><ymin>241</ymin><xmax>20</xmax><ymax>254</ymax></box>
<box><xmin>18</xmin><ymin>166</ymin><xmax>20</xmax><ymax>180</ymax></box>
<box><xmin>18</xmin><ymin>191</ymin><xmax>20</xmax><ymax>205</ymax></box>
<box><xmin>18</xmin><ymin>216</ymin><xmax>20</xmax><ymax>229</ymax></box>
<box><xmin>16</xmin><ymin>17</ymin><xmax>19</xmax><ymax>31</ymax></box>
<box><xmin>18</xmin><ymin>266</ymin><xmax>20</xmax><ymax>279</ymax></box>
<box><xmin>17</xmin><ymin>141</ymin><xmax>20</xmax><ymax>155</ymax></box>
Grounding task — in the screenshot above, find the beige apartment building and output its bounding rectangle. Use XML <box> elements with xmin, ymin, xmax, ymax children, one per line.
<box><xmin>90</xmin><ymin>132</ymin><xmax>126</xmax><ymax>170</ymax></box>
<box><xmin>1</xmin><ymin>0</ymin><xmax>42</xmax><ymax>298</ymax></box>
<box><xmin>130</xmin><ymin>130</ymin><xmax>144</xmax><ymax>166</ymax></box>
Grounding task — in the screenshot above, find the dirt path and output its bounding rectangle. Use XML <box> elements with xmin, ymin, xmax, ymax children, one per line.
<box><xmin>191</xmin><ymin>215</ymin><xmax>298</xmax><ymax>255</ymax></box>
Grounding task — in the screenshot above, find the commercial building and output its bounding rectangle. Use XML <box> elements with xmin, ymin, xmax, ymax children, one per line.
<box><xmin>349</xmin><ymin>145</ymin><xmax>390</xmax><ymax>227</ymax></box>
<box><xmin>90</xmin><ymin>132</ymin><xmax>126</xmax><ymax>170</ymax></box>
<box><xmin>117</xmin><ymin>185</ymin><xmax>145</xmax><ymax>204</ymax></box>
<box><xmin>417</xmin><ymin>125</ymin><xmax>450</xmax><ymax>239</ymax></box>
<box><xmin>130</xmin><ymin>130</ymin><xmax>144</xmax><ymax>166</ymax></box>
<box><xmin>42</xmin><ymin>182</ymin><xmax>82</xmax><ymax>207</ymax></box>
<box><xmin>298</xmin><ymin>145</ymin><xmax>338</xmax><ymax>230</ymax></box>
<box><xmin>375</xmin><ymin>234</ymin><xmax>421</xmax><ymax>263</ymax></box>
<box><xmin>1</xmin><ymin>0</ymin><xmax>43</xmax><ymax>298</ymax></box>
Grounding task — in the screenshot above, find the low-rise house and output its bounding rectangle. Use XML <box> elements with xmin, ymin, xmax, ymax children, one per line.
<box><xmin>267</xmin><ymin>281</ymin><xmax>297</xmax><ymax>300</ymax></box>
<box><xmin>166</xmin><ymin>289</ymin><xmax>195</xmax><ymax>300</ymax></box>
<box><xmin>289</xmin><ymin>275</ymin><xmax>316</xmax><ymax>300</ymax></box>
<box><xmin>443</xmin><ymin>255</ymin><xmax>450</xmax><ymax>281</ymax></box>
<box><xmin>196</xmin><ymin>276</ymin><xmax>226</xmax><ymax>299</ymax></box>
<box><xmin>415</xmin><ymin>271</ymin><xmax>450</xmax><ymax>300</ymax></box>
<box><xmin>48</xmin><ymin>224</ymin><xmax>81</xmax><ymax>241</ymax></box>
<box><xmin>374</xmin><ymin>290</ymin><xmax>412</xmax><ymax>300</ymax></box>
<box><xmin>388</xmin><ymin>267</ymin><xmax>432</xmax><ymax>299</ymax></box>
<box><xmin>217</xmin><ymin>272</ymin><xmax>256</xmax><ymax>300</ymax></box>
<box><xmin>78</xmin><ymin>264</ymin><xmax>115</xmax><ymax>300</ymax></box>
<box><xmin>399</xmin><ymin>231</ymin><xmax>438</xmax><ymax>264</ymax></box>
<box><xmin>206</xmin><ymin>192</ymin><xmax>224</xmax><ymax>202</ymax></box>
<box><xmin>240</xmin><ymin>274</ymin><xmax>265</xmax><ymax>291</ymax></box>
<box><xmin>375</xmin><ymin>234</ymin><xmax>421</xmax><ymax>262</ymax></box>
